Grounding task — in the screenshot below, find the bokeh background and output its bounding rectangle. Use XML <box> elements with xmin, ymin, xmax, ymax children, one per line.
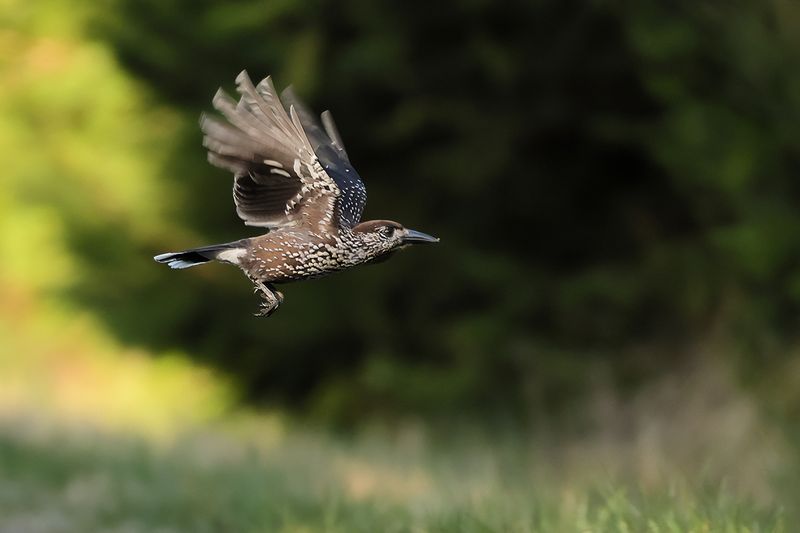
<box><xmin>2</xmin><ymin>0</ymin><xmax>800</xmax><ymax>529</ymax></box>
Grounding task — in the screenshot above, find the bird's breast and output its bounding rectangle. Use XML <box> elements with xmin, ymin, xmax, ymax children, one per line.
<box><xmin>243</xmin><ymin>231</ymin><xmax>364</xmax><ymax>282</ymax></box>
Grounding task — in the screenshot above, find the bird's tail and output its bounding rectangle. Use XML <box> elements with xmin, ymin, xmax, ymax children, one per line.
<box><xmin>154</xmin><ymin>240</ymin><xmax>248</xmax><ymax>269</ymax></box>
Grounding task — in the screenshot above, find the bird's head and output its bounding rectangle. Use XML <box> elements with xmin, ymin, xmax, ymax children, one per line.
<box><xmin>352</xmin><ymin>219</ymin><xmax>439</xmax><ymax>262</ymax></box>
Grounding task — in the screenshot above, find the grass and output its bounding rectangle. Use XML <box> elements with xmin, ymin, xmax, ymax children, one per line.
<box><xmin>0</xmin><ymin>413</ymin><xmax>787</xmax><ymax>533</ymax></box>
<box><xmin>0</xmin><ymin>297</ymin><xmax>791</xmax><ymax>531</ymax></box>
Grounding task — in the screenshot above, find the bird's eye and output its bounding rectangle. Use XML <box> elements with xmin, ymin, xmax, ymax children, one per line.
<box><xmin>381</xmin><ymin>226</ymin><xmax>395</xmax><ymax>238</ymax></box>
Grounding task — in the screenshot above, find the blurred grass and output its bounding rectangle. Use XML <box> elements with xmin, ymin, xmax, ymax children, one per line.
<box><xmin>0</xmin><ymin>411</ymin><xmax>787</xmax><ymax>532</ymax></box>
<box><xmin>0</xmin><ymin>326</ymin><xmax>791</xmax><ymax>531</ymax></box>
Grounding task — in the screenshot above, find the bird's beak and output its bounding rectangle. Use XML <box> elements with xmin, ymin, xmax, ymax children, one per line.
<box><xmin>401</xmin><ymin>228</ymin><xmax>440</xmax><ymax>244</ymax></box>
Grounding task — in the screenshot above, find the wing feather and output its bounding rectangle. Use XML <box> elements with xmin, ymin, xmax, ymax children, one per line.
<box><xmin>279</xmin><ymin>87</ymin><xmax>367</xmax><ymax>227</ymax></box>
<box><xmin>321</xmin><ymin>110</ymin><xmax>349</xmax><ymax>161</ymax></box>
<box><xmin>201</xmin><ymin>71</ymin><xmax>366</xmax><ymax>230</ymax></box>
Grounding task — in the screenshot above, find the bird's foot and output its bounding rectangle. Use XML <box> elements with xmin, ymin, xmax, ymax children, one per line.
<box><xmin>254</xmin><ymin>299</ymin><xmax>280</xmax><ymax>318</ymax></box>
<box><xmin>252</xmin><ymin>281</ymin><xmax>282</xmax><ymax>318</ymax></box>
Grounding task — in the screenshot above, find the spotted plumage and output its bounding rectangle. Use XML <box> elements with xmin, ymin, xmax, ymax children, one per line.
<box><xmin>154</xmin><ymin>71</ymin><xmax>438</xmax><ymax>316</ymax></box>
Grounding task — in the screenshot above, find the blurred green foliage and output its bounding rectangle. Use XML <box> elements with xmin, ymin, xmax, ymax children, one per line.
<box><xmin>5</xmin><ymin>0</ymin><xmax>800</xmax><ymax>422</ymax></box>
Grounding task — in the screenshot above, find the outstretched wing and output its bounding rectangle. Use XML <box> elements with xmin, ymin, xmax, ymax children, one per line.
<box><xmin>280</xmin><ymin>86</ymin><xmax>367</xmax><ymax>228</ymax></box>
<box><xmin>201</xmin><ymin>71</ymin><xmax>366</xmax><ymax>230</ymax></box>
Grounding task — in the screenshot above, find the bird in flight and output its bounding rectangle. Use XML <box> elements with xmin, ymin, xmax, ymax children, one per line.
<box><xmin>154</xmin><ymin>71</ymin><xmax>438</xmax><ymax>317</ymax></box>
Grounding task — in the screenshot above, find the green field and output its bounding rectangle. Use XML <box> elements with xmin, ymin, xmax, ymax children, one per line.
<box><xmin>0</xmin><ymin>304</ymin><xmax>790</xmax><ymax>532</ymax></box>
<box><xmin>0</xmin><ymin>403</ymin><xmax>788</xmax><ymax>533</ymax></box>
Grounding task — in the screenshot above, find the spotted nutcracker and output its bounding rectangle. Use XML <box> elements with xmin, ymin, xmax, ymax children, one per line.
<box><xmin>154</xmin><ymin>71</ymin><xmax>439</xmax><ymax>316</ymax></box>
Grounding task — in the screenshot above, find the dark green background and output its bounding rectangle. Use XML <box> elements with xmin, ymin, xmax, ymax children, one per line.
<box><xmin>66</xmin><ymin>0</ymin><xmax>800</xmax><ymax>423</ymax></box>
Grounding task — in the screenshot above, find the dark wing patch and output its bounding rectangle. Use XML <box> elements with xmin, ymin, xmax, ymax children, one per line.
<box><xmin>201</xmin><ymin>71</ymin><xmax>340</xmax><ymax>229</ymax></box>
<box><xmin>232</xmin><ymin>172</ymin><xmax>299</xmax><ymax>222</ymax></box>
<box><xmin>281</xmin><ymin>87</ymin><xmax>367</xmax><ymax>228</ymax></box>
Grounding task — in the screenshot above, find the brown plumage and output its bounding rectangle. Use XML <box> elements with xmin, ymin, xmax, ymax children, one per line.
<box><xmin>154</xmin><ymin>71</ymin><xmax>438</xmax><ymax>316</ymax></box>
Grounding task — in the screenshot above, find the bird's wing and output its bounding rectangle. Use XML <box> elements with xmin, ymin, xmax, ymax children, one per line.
<box><xmin>201</xmin><ymin>71</ymin><xmax>359</xmax><ymax>230</ymax></box>
<box><xmin>280</xmin><ymin>87</ymin><xmax>367</xmax><ymax>228</ymax></box>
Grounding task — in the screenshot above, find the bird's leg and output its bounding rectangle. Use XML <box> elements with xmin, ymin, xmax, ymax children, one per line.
<box><xmin>252</xmin><ymin>279</ymin><xmax>282</xmax><ymax>317</ymax></box>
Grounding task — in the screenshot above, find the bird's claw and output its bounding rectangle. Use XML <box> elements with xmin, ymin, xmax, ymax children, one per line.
<box><xmin>253</xmin><ymin>284</ymin><xmax>282</xmax><ymax>318</ymax></box>
<box><xmin>254</xmin><ymin>301</ymin><xmax>278</xmax><ymax>318</ymax></box>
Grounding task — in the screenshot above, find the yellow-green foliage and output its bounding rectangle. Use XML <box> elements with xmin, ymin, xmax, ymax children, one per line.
<box><xmin>0</xmin><ymin>0</ymin><xmax>232</xmax><ymax>433</ymax></box>
<box><xmin>1</xmin><ymin>0</ymin><xmax>177</xmax><ymax>286</ymax></box>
